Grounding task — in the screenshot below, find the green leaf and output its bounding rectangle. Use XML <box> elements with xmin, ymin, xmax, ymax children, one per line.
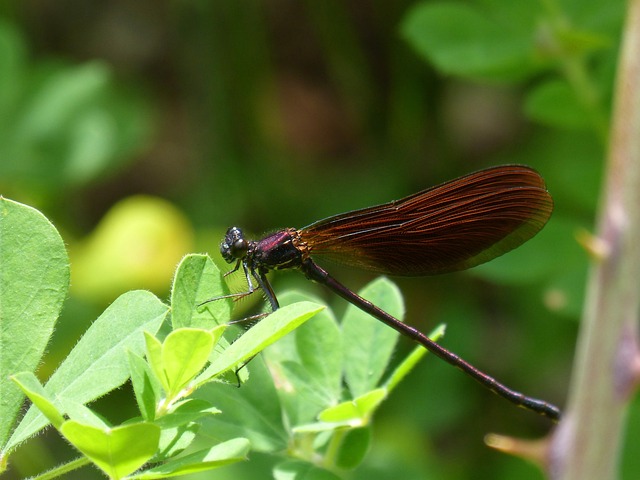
<box><xmin>195</xmin><ymin>356</ymin><xmax>288</xmax><ymax>452</ymax></box>
<box><xmin>63</xmin><ymin>401</ymin><xmax>109</xmax><ymax>429</ymax></box>
<box><xmin>274</xmin><ymin>460</ymin><xmax>342</xmax><ymax>480</ymax></box>
<box><xmin>16</xmin><ymin>62</ymin><xmax>111</xmax><ymax>141</ymax></box>
<box><xmin>162</xmin><ymin>328</ymin><xmax>215</xmax><ymax>396</ymax></box>
<box><xmin>294</xmin><ymin>301</ymin><xmax>343</xmax><ymax>402</ymax></box>
<box><xmin>196</xmin><ymin>301</ymin><xmax>324</xmax><ymax>384</ymax></box>
<box><xmin>131</xmin><ymin>437</ymin><xmax>249</xmax><ymax>478</ymax></box>
<box><xmin>296</xmin><ymin>325</ymin><xmax>439</xmax><ymax>433</ymax></box>
<box><xmin>60</xmin><ymin>420</ymin><xmax>160</xmax><ymax>479</ymax></box>
<box><xmin>10</xmin><ymin>372</ymin><xmax>64</xmax><ymax>429</ymax></box>
<box><xmin>171</xmin><ymin>254</ymin><xmax>232</xmax><ymax>329</ymax></box>
<box><xmin>0</xmin><ymin>198</ymin><xmax>69</xmax><ymax>447</ymax></box>
<box><xmin>145</xmin><ymin>331</ymin><xmax>165</xmax><ymax>390</ymax></box>
<box><xmin>128</xmin><ymin>351</ymin><xmax>162</xmax><ymax>421</ymax></box>
<box><xmin>271</xmin><ymin>291</ymin><xmax>343</xmax><ymax>390</ymax></box>
<box><xmin>203</xmin><ymin>301</ymin><xmax>319</xmax><ymax>449</ymax></box>
<box><xmin>524</xmin><ymin>80</ymin><xmax>591</xmax><ymax>129</ymax></box>
<box><xmin>264</xmin><ymin>290</ymin><xmax>343</xmax><ymax>426</ymax></box>
<box><xmin>342</xmin><ymin>277</ymin><xmax>403</xmax><ymax>398</ymax></box>
<box><xmin>4</xmin><ymin>60</ymin><xmax>152</xmax><ymax>188</ymax></box>
<box><xmin>155</xmin><ymin>423</ymin><xmax>199</xmax><ymax>461</ymax></box>
<box><xmin>154</xmin><ymin>399</ymin><xmax>220</xmax><ymax>429</ymax></box>
<box><xmin>333</xmin><ymin>426</ymin><xmax>371</xmax><ymax>470</ymax></box>
<box><xmin>7</xmin><ymin>290</ymin><xmax>168</xmax><ymax>450</ymax></box>
<box><xmin>317</xmin><ymin>389</ymin><xmax>387</xmax><ymax>426</ymax></box>
<box><xmin>401</xmin><ymin>1</ymin><xmax>537</xmax><ymax>81</ymax></box>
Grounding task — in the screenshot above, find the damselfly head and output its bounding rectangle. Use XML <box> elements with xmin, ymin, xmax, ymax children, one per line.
<box><xmin>221</xmin><ymin>226</ymin><xmax>249</xmax><ymax>263</ymax></box>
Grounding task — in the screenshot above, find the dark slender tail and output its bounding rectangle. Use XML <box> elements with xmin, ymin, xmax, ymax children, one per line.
<box><xmin>300</xmin><ymin>259</ymin><xmax>561</xmax><ymax>422</ymax></box>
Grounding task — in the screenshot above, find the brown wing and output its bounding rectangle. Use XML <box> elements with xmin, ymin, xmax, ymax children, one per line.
<box><xmin>299</xmin><ymin>165</ymin><xmax>553</xmax><ymax>276</ymax></box>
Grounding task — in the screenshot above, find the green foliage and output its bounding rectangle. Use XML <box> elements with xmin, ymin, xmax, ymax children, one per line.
<box><xmin>341</xmin><ymin>280</ymin><xmax>403</xmax><ymax>397</ymax></box>
<box><xmin>0</xmin><ymin>0</ymin><xmax>634</xmax><ymax>477</ymax></box>
<box><xmin>0</xmin><ymin>200</ymin><xmax>435</xmax><ymax>478</ymax></box>
<box><xmin>60</xmin><ymin>421</ymin><xmax>161</xmax><ymax>479</ymax></box>
<box><xmin>0</xmin><ymin>20</ymin><xmax>152</xmax><ymax>196</ymax></box>
<box><xmin>7</xmin><ymin>290</ymin><xmax>169</xmax><ymax>451</ymax></box>
<box><xmin>170</xmin><ymin>254</ymin><xmax>231</xmax><ymax>329</ymax></box>
<box><xmin>400</xmin><ymin>0</ymin><xmax>623</xmax><ymax>325</ymax></box>
<box><xmin>401</xmin><ymin>0</ymin><xmax>620</xmax><ymax>135</ymax></box>
<box><xmin>402</xmin><ymin>2</ymin><xmax>541</xmax><ymax>81</ymax></box>
<box><xmin>0</xmin><ymin>198</ymin><xmax>69</xmax><ymax>447</ymax></box>
<box><xmin>144</xmin><ymin>328</ymin><xmax>218</xmax><ymax>401</ymax></box>
<box><xmin>524</xmin><ymin>80</ymin><xmax>591</xmax><ymax>129</ymax></box>
<box><xmin>196</xmin><ymin>280</ymin><xmax>441</xmax><ymax>476</ymax></box>
<box><xmin>132</xmin><ymin>438</ymin><xmax>251</xmax><ymax>479</ymax></box>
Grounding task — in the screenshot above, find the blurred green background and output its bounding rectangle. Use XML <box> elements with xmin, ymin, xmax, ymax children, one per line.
<box><xmin>1</xmin><ymin>0</ymin><xmax>638</xmax><ymax>479</ymax></box>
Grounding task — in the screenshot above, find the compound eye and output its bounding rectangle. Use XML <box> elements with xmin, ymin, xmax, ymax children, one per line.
<box><xmin>220</xmin><ymin>226</ymin><xmax>249</xmax><ymax>263</ymax></box>
<box><xmin>231</xmin><ymin>238</ymin><xmax>249</xmax><ymax>257</ymax></box>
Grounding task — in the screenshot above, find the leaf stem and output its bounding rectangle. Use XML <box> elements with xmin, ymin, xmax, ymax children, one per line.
<box><xmin>28</xmin><ymin>457</ymin><xmax>90</xmax><ymax>480</ymax></box>
<box><xmin>551</xmin><ymin>0</ymin><xmax>640</xmax><ymax>478</ymax></box>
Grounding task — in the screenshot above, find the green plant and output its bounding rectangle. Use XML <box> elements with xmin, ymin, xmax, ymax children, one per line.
<box><xmin>2</xmin><ymin>0</ymin><xmax>638</xmax><ymax>478</ymax></box>
<box><xmin>402</xmin><ymin>1</ymin><xmax>640</xmax><ymax>479</ymax></box>
<box><xmin>0</xmin><ymin>198</ymin><xmax>438</xmax><ymax>479</ymax></box>
<box><xmin>0</xmin><ymin>19</ymin><xmax>152</xmax><ymax>201</ymax></box>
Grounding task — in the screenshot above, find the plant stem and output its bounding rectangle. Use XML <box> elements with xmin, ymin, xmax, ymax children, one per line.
<box><xmin>552</xmin><ymin>0</ymin><xmax>640</xmax><ymax>478</ymax></box>
<box><xmin>29</xmin><ymin>457</ymin><xmax>90</xmax><ymax>480</ymax></box>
